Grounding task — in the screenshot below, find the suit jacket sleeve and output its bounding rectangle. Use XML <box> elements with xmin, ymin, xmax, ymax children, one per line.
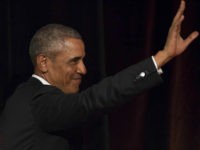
<box><xmin>30</xmin><ymin>57</ymin><xmax>163</xmax><ymax>131</ymax></box>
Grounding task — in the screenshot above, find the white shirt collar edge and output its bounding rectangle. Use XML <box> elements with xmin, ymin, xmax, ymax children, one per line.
<box><xmin>32</xmin><ymin>74</ymin><xmax>51</xmax><ymax>85</ymax></box>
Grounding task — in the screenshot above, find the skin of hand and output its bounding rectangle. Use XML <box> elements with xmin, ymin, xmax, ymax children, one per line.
<box><xmin>154</xmin><ymin>0</ymin><xmax>199</xmax><ymax>68</ymax></box>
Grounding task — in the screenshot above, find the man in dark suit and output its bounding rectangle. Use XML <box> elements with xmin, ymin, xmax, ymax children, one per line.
<box><xmin>0</xmin><ymin>1</ymin><xmax>199</xmax><ymax>150</ymax></box>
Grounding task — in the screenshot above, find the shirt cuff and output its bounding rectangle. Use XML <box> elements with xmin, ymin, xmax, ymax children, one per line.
<box><xmin>151</xmin><ymin>56</ymin><xmax>163</xmax><ymax>74</ymax></box>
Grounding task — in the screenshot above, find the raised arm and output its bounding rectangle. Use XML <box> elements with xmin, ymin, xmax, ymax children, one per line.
<box><xmin>154</xmin><ymin>0</ymin><xmax>199</xmax><ymax>68</ymax></box>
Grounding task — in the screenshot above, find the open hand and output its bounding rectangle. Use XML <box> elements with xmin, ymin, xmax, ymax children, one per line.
<box><xmin>154</xmin><ymin>0</ymin><xmax>199</xmax><ymax>68</ymax></box>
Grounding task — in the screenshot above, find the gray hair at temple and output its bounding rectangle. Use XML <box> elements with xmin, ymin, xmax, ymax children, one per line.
<box><xmin>29</xmin><ymin>24</ymin><xmax>82</xmax><ymax>66</ymax></box>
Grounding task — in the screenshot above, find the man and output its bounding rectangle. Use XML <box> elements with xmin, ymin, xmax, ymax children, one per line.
<box><xmin>0</xmin><ymin>1</ymin><xmax>199</xmax><ymax>150</ymax></box>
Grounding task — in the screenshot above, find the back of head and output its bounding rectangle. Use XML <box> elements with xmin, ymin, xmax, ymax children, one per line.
<box><xmin>29</xmin><ymin>24</ymin><xmax>82</xmax><ymax>66</ymax></box>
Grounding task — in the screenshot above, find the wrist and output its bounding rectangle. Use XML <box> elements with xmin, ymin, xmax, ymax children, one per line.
<box><xmin>153</xmin><ymin>50</ymin><xmax>173</xmax><ymax>68</ymax></box>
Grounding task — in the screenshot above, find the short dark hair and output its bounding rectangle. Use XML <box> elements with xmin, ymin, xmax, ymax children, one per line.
<box><xmin>29</xmin><ymin>24</ymin><xmax>82</xmax><ymax>65</ymax></box>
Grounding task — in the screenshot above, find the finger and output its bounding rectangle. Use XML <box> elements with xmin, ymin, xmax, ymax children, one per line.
<box><xmin>168</xmin><ymin>15</ymin><xmax>184</xmax><ymax>39</ymax></box>
<box><xmin>183</xmin><ymin>31</ymin><xmax>199</xmax><ymax>47</ymax></box>
<box><xmin>172</xmin><ymin>1</ymin><xmax>185</xmax><ymax>25</ymax></box>
<box><xmin>169</xmin><ymin>1</ymin><xmax>185</xmax><ymax>35</ymax></box>
<box><xmin>177</xmin><ymin>15</ymin><xmax>184</xmax><ymax>33</ymax></box>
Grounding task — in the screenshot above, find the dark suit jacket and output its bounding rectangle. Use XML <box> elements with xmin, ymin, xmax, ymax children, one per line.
<box><xmin>0</xmin><ymin>58</ymin><xmax>163</xmax><ymax>150</ymax></box>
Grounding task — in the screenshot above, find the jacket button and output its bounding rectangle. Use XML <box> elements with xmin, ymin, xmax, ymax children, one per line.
<box><xmin>140</xmin><ymin>72</ymin><xmax>145</xmax><ymax>77</ymax></box>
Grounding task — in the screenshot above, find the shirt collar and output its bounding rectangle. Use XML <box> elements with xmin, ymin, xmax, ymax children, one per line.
<box><xmin>32</xmin><ymin>74</ymin><xmax>51</xmax><ymax>85</ymax></box>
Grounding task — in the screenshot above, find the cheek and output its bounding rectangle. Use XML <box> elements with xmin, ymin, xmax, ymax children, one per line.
<box><xmin>50</xmin><ymin>64</ymin><xmax>76</xmax><ymax>84</ymax></box>
<box><xmin>49</xmin><ymin>66</ymin><xmax>66</xmax><ymax>82</ymax></box>
<box><xmin>63</xmin><ymin>68</ymin><xmax>75</xmax><ymax>82</ymax></box>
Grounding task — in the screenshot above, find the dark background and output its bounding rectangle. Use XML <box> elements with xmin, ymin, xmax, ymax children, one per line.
<box><xmin>0</xmin><ymin>0</ymin><xmax>200</xmax><ymax>150</ymax></box>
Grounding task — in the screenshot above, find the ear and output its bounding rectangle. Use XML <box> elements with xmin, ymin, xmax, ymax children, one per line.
<box><xmin>36</xmin><ymin>54</ymin><xmax>48</xmax><ymax>73</ymax></box>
